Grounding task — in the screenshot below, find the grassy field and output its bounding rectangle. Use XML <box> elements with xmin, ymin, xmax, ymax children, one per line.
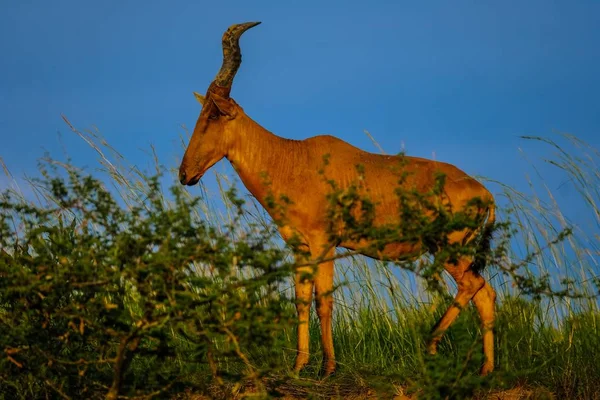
<box><xmin>1</xmin><ymin>124</ymin><xmax>599</xmax><ymax>399</ymax></box>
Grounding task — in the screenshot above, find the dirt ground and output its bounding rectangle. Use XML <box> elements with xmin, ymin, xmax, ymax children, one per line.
<box><xmin>177</xmin><ymin>381</ymin><xmax>559</xmax><ymax>400</ymax></box>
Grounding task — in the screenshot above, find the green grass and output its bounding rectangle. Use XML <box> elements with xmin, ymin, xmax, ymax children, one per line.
<box><xmin>1</xmin><ymin>122</ymin><xmax>599</xmax><ymax>399</ymax></box>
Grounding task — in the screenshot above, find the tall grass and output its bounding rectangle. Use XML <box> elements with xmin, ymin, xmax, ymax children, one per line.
<box><xmin>1</xmin><ymin>122</ymin><xmax>599</xmax><ymax>399</ymax></box>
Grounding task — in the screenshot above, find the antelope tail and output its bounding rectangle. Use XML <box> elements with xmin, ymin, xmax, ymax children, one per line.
<box><xmin>473</xmin><ymin>202</ymin><xmax>495</xmax><ymax>272</ymax></box>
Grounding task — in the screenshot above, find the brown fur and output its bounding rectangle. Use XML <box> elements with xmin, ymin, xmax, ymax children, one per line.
<box><xmin>179</xmin><ymin>23</ymin><xmax>496</xmax><ymax>376</ymax></box>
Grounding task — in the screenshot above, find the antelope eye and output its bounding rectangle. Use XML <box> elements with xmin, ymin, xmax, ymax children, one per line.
<box><xmin>208</xmin><ymin>114</ymin><xmax>219</xmax><ymax>120</ymax></box>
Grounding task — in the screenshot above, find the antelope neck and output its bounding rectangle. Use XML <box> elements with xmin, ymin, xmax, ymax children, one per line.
<box><xmin>225</xmin><ymin>116</ymin><xmax>309</xmax><ymax>206</ymax></box>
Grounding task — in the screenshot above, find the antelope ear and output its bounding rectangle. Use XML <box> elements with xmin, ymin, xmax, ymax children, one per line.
<box><xmin>193</xmin><ymin>91</ymin><xmax>205</xmax><ymax>105</ymax></box>
<box><xmin>211</xmin><ymin>92</ymin><xmax>237</xmax><ymax>119</ymax></box>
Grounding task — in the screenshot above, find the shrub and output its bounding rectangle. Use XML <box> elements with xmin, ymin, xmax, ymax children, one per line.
<box><xmin>0</xmin><ymin>165</ymin><xmax>295</xmax><ymax>399</ymax></box>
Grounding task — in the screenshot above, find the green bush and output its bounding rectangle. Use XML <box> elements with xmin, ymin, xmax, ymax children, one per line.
<box><xmin>0</xmin><ymin>166</ymin><xmax>295</xmax><ymax>399</ymax></box>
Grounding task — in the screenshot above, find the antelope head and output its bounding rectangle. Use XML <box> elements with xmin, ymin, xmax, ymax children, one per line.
<box><xmin>179</xmin><ymin>21</ymin><xmax>260</xmax><ymax>186</ymax></box>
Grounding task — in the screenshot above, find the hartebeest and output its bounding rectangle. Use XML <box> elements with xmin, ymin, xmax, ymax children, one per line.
<box><xmin>179</xmin><ymin>22</ymin><xmax>496</xmax><ymax>376</ymax></box>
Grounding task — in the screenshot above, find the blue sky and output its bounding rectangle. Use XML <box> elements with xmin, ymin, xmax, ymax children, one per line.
<box><xmin>1</xmin><ymin>1</ymin><xmax>599</xmax><ymax>222</ymax></box>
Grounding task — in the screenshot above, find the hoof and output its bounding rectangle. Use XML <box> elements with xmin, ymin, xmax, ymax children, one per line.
<box><xmin>321</xmin><ymin>360</ymin><xmax>336</xmax><ymax>379</ymax></box>
<box><xmin>321</xmin><ymin>368</ymin><xmax>336</xmax><ymax>379</ymax></box>
<box><xmin>293</xmin><ymin>357</ymin><xmax>309</xmax><ymax>374</ymax></box>
<box><xmin>480</xmin><ymin>364</ymin><xmax>494</xmax><ymax>376</ymax></box>
<box><xmin>427</xmin><ymin>341</ymin><xmax>438</xmax><ymax>355</ymax></box>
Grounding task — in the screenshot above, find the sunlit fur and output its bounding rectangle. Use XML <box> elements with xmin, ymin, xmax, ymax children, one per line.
<box><xmin>179</xmin><ymin>23</ymin><xmax>497</xmax><ymax>377</ymax></box>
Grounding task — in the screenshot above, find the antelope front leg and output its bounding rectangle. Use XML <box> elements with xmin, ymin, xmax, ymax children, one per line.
<box><xmin>293</xmin><ymin>261</ymin><xmax>314</xmax><ymax>372</ymax></box>
<box><xmin>313</xmin><ymin>248</ymin><xmax>336</xmax><ymax>377</ymax></box>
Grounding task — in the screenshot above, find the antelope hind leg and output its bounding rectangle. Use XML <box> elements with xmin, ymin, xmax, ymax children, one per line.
<box><xmin>427</xmin><ymin>262</ymin><xmax>485</xmax><ymax>355</ymax></box>
<box><xmin>472</xmin><ymin>281</ymin><xmax>496</xmax><ymax>375</ymax></box>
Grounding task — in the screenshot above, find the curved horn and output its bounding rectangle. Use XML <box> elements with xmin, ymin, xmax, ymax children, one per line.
<box><xmin>214</xmin><ymin>21</ymin><xmax>261</xmax><ymax>88</ymax></box>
